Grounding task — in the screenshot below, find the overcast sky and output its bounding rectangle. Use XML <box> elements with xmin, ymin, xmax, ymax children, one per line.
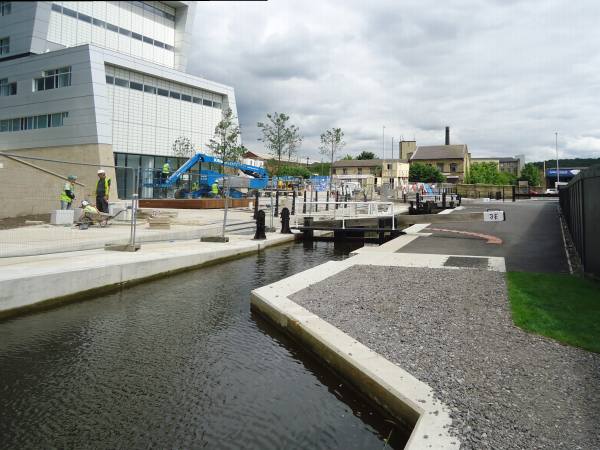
<box><xmin>188</xmin><ymin>0</ymin><xmax>600</xmax><ymax>163</ymax></box>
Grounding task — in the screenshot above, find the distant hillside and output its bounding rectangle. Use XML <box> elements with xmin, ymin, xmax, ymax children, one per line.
<box><xmin>531</xmin><ymin>157</ymin><xmax>600</xmax><ymax>169</ymax></box>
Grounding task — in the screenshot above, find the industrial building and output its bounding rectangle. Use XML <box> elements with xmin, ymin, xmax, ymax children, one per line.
<box><xmin>0</xmin><ymin>1</ymin><xmax>237</xmax><ymax>217</ymax></box>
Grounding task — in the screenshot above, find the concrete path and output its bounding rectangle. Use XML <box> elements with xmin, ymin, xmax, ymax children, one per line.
<box><xmin>0</xmin><ymin>232</ymin><xmax>295</xmax><ymax>318</ymax></box>
<box><xmin>398</xmin><ymin>199</ymin><xmax>569</xmax><ymax>272</ymax></box>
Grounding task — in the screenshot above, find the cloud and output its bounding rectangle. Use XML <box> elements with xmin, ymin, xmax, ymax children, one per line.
<box><xmin>187</xmin><ymin>0</ymin><xmax>600</xmax><ymax>163</ymax></box>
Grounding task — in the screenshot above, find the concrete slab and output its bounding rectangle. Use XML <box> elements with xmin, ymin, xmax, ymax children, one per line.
<box><xmin>0</xmin><ymin>232</ymin><xmax>296</xmax><ymax>318</ymax></box>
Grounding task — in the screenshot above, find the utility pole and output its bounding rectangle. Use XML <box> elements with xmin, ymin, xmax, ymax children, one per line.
<box><xmin>306</xmin><ymin>156</ymin><xmax>310</xmax><ymax>167</ymax></box>
<box><xmin>382</xmin><ymin>126</ymin><xmax>385</xmax><ymax>159</ymax></box>
<box><xmin>555</xmin><ymin>132</ymin><xmax>560</xmax><ymax>185</ymax></box>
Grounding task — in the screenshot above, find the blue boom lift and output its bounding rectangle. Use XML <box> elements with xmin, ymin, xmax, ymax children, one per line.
<box><xmin>151</xmin><ymin>153</ymin><xmax>268</xmax><ymax>198</ymax></box>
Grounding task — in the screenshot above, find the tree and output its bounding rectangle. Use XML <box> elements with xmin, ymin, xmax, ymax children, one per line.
<box><xmin>320</xmin><ymin>128</ymin><xmax>345</xmax><ymax>192</ymax></box>
<box><xmin>356</xmin><ymin>151</ymin><xmax>375</xmax><ymax>160</ymax></box>
<box><xmin>172</xmin><ymin>136</ymin><xmax>195</xmax><ymax>159</ymax></box>
<box><xmin>257</xmin><ymin>112</ymin><xmax>302</xmax><ymax>172</ymax></box>
<box><xmin>519</xmin><ymin>163</ymin><xmax>542</xmax><ymax>186</ymax></box>
<box><xmin>277</xmin><ymin>165</ymin><xmax>312</xmax><ymax>179</ymax></box>
<box><xmin>409</xmin><ymin>163</ymin><xmax>445</xmax><ymax>183</ymax></box>
<box><xmin>342</xmin><ymin>154</ymin><xmax>353</xmax><ymax>160</ymax></box>
<box><xmin>207</xmin><ymin>108</ymin><xmax>242</xmax><ymax>174</ymax></box>
<box><xmin>464</xmin><ymin>162</ymin><xmax>517</xmax><ymax>185</ymax></box>
<box><xmin>286</xmin><ymin>125</ymin><xmax>303</xmax><ymax>161</ymax></box>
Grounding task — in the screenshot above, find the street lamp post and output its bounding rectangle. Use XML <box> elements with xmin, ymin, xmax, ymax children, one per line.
<box><xmin>306</xmin><ymin>156</ymin><xmax>310</xmax><ymax>167</ymax></box>
<box><xmin>555</xmin><ymin>132</ymin><xmax>560</xmax><ymax>185</ymax></box>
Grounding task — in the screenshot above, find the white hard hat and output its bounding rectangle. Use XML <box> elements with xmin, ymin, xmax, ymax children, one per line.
<box><xmin>81</xmin><ymin>200</ymin><xmax>89</xmax><ymax>207</ymax></box>
<box><xmin>97</xmin><ymin>169</ymin><xmax>106</xmax><ymax>174</ymax></box>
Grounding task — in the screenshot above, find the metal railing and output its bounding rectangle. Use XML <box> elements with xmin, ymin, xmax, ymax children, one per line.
<box><xmin>293</xmin><ymin>201</ymin><xmax>395</xmax><ymax>230</ymax></box>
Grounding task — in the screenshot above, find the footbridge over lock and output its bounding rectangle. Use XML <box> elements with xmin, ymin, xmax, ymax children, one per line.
<box><xmin>292</xmin><ymin>200</ymin><xmax>506</xmax><ymax>244</ymax></box>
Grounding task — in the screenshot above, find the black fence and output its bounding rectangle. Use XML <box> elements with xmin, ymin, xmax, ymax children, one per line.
<box><xmin>559</xmin><ymin>164</ymin><xmax>600</xmax><ymax>278</ymax></box>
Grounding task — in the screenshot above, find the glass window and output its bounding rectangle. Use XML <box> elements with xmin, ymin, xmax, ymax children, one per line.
<box><xmin>10</xmin><ymin>118</ymin><xmax>18</xmax><ymax>131</ymax></box>
<box><xmin>143</xmin><ymin>84</ymin><xmax>156</xmax><ymax>94</ymax></box>
<box><xmin>169</xmin><ymin>91</ymin><xmax>180</xmax><ymax>99</ymax></box>
<box><xmin>143</xmin><ymin>36</ymin><xmax>153</xmax><ymax>44</ymax></box>
<box><xmin>165</xmin><ymin>44</ymin><xmax>174</xmax><ymax>51</ymax></box>
<box><xmin>0</xmin><ymin>37</ymin><xmax>9</xmax><ymax>55</ymax></box>
<box><xmin>450</xmin><ymin>163</ymin><xmax>457</xmax><ymax>173</ymax></box>
<box><xmin>35</xmin><ymin>115</ymin><xmax>48</xmax><ymax>129</ymax></box>
<box><xmin>132</xmin><ymin>32</ymin><xmax>143</xmax><ymax>41</ymax></box>
<box><xmin>192</xmin><ymin>97</ymin><xmax>201</xmax><ymax>104</ymax></box>
<box><xmin>202</xmin><ymin>99</ymin><xmax>212</xmax><ymax>107</ymax></box>
<box><xmin>213</xmin><ymin>102</ymin><xmax>221</xmax><ymax>109</ymax></box>
<box><xmin>106</xmin><ymin>75</ymin><xmax>114</xmax><ymax>84</ymax></box>
<box><xmin>130</xmin><ymin>81</ymin><xmax>143</xmax><ymax>91</ymax></box>
<box><xmin>106</xmin><ymin>23</ymin><xmax>118</xmax><ymax>33</ymax></box>
<box><xmin>119</xmin><ymin>27</ymin><xmax>131</xmax><ymax>36</ymax></box>
<box><xmin>1</xmin><ymin>1</ymin><xmax>11</xmax><ymax>16</ymax></box>
<box><xmin>51</xmin><ymin>3</ymin><xmax>62</xmax><ymax>13</ymax></box>
<box><xmin>154</xmin><ymin>40</ymin><xmax>165</xmax><ymax>49</ymax></box>
<box><xmin>63</xmin><ymin>7</ymin><xmax>77</xmax><ymax>18</ymax></box>
<box><xmin>181</xmin><ymin>94</ymin><xmax>191</xmax><ymax>102</ymax></box>
<box><xmin>51</xmin><ymin>113</ymin><xmax>63</xmax><ymax>127</ymax></box>
<box><xmin>78</xmin><ymin>12</ymin><xmax>92</xmax><ymax>23</ymax></box>
<box><xmin>93</xmin><ymin>18</ymin><xmax>105</xmax><ymax>27</ymax></box>
<box><xmin>114</xmin><ymin>78</ymin><xmax>129</xmax><ymax>87</ymax></box>
<box><xmin>44</xmin><ymin>76</ymin><xmax>55</xmax><ymax>90</ymax></box>
<box><xmin>157</xmin><ymin>88</ymin><xmax>168</xmax><ymax>96</ymax></box>
<box><xmin>0</xmin><ymin>119</ymin><xmax>8</xmax><ymax>132</ymax></box>
<box><xmin>436</xmin><ymin>163</ymin><xmax>444</xmax><ymax>171</ymax></box>
<box><xmin>0</xmin><ymin>78</ymin><xmax>15</xmax><ymax>96</ymax></box>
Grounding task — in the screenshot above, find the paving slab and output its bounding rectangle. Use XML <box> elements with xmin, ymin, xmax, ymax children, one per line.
<box><xmin>398</xmin><ymin>200</ymin><xmax>569</xmax><ymax>272</ymax></box>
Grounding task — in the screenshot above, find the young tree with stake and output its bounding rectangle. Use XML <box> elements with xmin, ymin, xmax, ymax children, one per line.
<box><xmin>207</xmin><ymin>108</ymin><xmax>243</xmax><ymax>175</ymax></box>
<box><xmin>257</xmin><ymin>112</ymin><xmax>302</xmax><ymax>173</ymax></box>
<box><xmin>320</xmin><ymin>128</ymin><xmax>345</xmax><ymax>193</ymax></box>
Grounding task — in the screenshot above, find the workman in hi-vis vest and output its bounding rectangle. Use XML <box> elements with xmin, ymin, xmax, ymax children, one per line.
<box><xmin>96</xmin><ymin>169</ymin><xmax>111</xmax><ymax>213</ymax></box>
<box><xmin>211</xmin><ymin>181</ymin><xmax>219</xmax><ymax>197</ymax></box>
<box><xmin>60</xmin><ymin>175</ymin><xmax>77</xmax><ymax>210</ymax></box>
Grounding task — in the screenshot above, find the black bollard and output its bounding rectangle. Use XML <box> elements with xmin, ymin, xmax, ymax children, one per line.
<box><xmin>315</xmin><ymin>189</ymin><xmax>318</xmax><ymax>212</ymax></box>
<box><xmin>303</xmin><ymin>190</ymin><xmax>307</xmax><ymax>213</ymax></box>
<box><xmin>253</xmin><ymin>190</ymin><xmax>259</xmax><ymax>219</ymax></box>
<box><xmin>512</xmin><ymin>185</ymin><xmax>516</xmax><ymax>202</ymax></box>
<box><xmin>291</xmin><ymin>190</ymin><xmax>296</xmax><ymax>215</ymax></box>
<box><xmin>457</xmin><ymin>194</ymin><xmax>462</xmax><ymax>206</ymax></box>
<box><xmin>403</xmin><ymin>193</ymin><xmax>407</xmax><ymax>203</ymax></box>
<box><xmin>344</xmin><ymin>193</ymin><xmax>349</xmax><ymax>208</ymax></box>
<box><xmin>303</xmin><ymin>216</ymin><xmax>314</xmax><ymax>240</ymax></box>
<box><xmin>442</xmin><ymin>192</ymin><xmax>447</xmax><ymax>209</ymax></box>
<box><xmin>326</xmin><ymin>191</ymin><xmax>330</xmax><ymax>211</ymax></box>
<box><xmin>416</xmin><ymin>192</ymin><xmax>420</xmax><ymax>207</ymax></box>
<box><xmin>280</xmin><ymin>207</ymin><xmax>292</xmax><ymax>234</ymax></box>
<box><xmin>253</xmin><ymin>210</ymin><xmax>266</xmax><ymax>240</ymax></box>
<box><xmin>335</xmin><ymin>191</ymin><xmax>339</xmax><ymax>209</ymax></box>
<box><xmin>274</xmin><ymin>189</ymin><xmax>279</xmax><ymax>217</ymax></box>
<box><xmin>378</xmin><ymin>217</ymin><xmax>385</xmax><ymax>245</ymax></box>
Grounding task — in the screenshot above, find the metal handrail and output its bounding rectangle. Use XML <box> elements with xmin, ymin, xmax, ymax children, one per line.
<box><xmin>294</xmin><ymin>201</ymin><xmax>395</xmax><ymax>230</ymax></box>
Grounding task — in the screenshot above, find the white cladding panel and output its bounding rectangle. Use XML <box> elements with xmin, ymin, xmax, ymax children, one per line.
<box><xmin>105</xmin><ymin>64</ymin><xmax>225</xmax><ymax>156</ymax></box>
<box><xmin>46</xmin><ymin>1</ymin><xmax>175</xmax><ymax>68</ymax></box>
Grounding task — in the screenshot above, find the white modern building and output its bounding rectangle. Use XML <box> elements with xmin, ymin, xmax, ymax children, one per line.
<box><xmin>0</xmin><ymin>1</ymin><xmax>237</xmax><ymax>209</ymax></box>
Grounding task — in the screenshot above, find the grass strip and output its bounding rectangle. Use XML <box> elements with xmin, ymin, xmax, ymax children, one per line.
<box><xmin>507</xmin><ymin>272</ymin><xmax>600</xmax><ymax>353</ymax></box>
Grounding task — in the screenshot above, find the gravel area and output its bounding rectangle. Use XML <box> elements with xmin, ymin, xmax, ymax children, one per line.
<box><xmin>290</xmin><ymin>265</ymin><xmax>600</xmax><ymax>449</ymax></box>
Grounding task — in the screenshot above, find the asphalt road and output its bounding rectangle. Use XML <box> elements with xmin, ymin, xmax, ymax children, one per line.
<box><xmin>398</xmin><ymin>199</ymin><xmax>569</xmax><ymax>272</ymax></box>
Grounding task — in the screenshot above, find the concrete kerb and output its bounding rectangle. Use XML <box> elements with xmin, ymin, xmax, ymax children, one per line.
<box><xmin>250</xmin><ymin>250</ymin><xmax>510</xmax><ymax>449</ymax></box>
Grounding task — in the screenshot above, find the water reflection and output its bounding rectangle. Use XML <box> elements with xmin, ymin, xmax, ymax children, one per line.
<box><xmin>0</xmin><ymin>241</ymin><xmax>408</xmax><ymax>449</ymax></box>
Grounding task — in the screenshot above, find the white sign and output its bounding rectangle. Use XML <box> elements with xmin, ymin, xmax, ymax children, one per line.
<box><xmin>484</xmin><ymin>210</ymin><xmax>505</xmax><ymax>222</ymax></box>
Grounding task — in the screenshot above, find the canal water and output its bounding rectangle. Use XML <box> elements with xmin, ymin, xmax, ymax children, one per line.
<box><xmin>0</xmin><ymin>241</ymin><xmax>408</xmax><ymax>449</ymax></box>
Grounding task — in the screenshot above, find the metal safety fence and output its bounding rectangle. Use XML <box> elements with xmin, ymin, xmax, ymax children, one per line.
<box><xmin>0</xmin><ymin>152</ymin><xmax>278</xmax><ymax>258</ymax></box>
<box><xmin>559</xmin><ymin>164</ymin><xmax>600</xmax><ymax>278</ymax></box>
